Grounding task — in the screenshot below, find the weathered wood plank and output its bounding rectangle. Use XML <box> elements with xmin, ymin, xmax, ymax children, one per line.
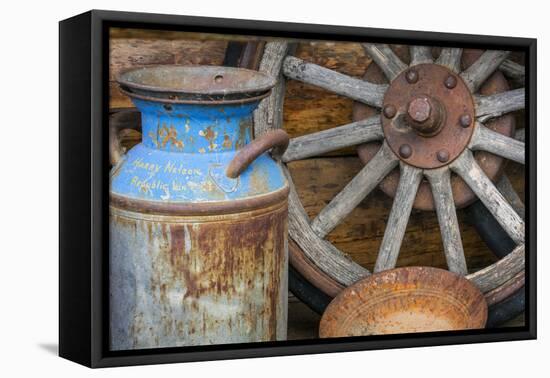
<box><xmin>374</xmin><ymin>164</ymin><xmax>422</xmax><ymax>272</ymax></box>
<box><xmin>282</xmin><ymin>116</ymin><xmax>383</xmax><ymax>162</ymax></box>
<box><xmin>410</xmin><ymin>46</ymin><xmax>433</xmax><ymax>65</ymax></box>
<box><xmin>110</xmin><ymin>82</ymin><xmax>133</xmax><ymax>109</ymax></box>
<box><xmin>109</xmin><ymin>38</ymin><xmax>175</xmax><ymax>81</ymax></box>
<box><xmin>310</xmin><ymin>142</ymin><xmax>399</xmax><ymax>238</ymax></box>
<box><xmin>284</xmin><ymin>166</ymin><xmax>369</xmax><ymax>286</ymax></box>
<box><xmin>282</xmin><ymin>82</ymin><xmax>353</xmax><ymax>142</ymax></box>
<box><xmin>110</xmin><ymin>28</ymin><xmax>269</xmax><ymax>42</ymax></box>
<box><xmin>469</xmin><ymin>123</ymin><xmax>525</xmax><ymax>165</ymax></box>
<box><xmin>362</xmin><ymin>43</ymin><xmax>408</xmax><ymax>81</ymax></box>
<box><xmin>109</xmin><ymin>38</ymin><xmax>228</xmax><ymax>80</ymax></box>
<box><xmin>451</xmin><ymin>150</ymin><xmax>524</xmax><ymax>244</ymax></box>
<box><xmin>283</xmin><ymin>56</ymin><xmax>388</xmax><ymax>108</ymax></box>
<box><xmin>436</xmin><ymin>48</ymin><xmax>462</xmax><ymax>73</ymax></box>
<box><xmin>425</xmin><ymin>168</ymin><xmax>468</xmax><ymax>275</ymax></box>
<box><xmin>460</xmin><ymin>50</ymin><xmax>511</xmax><ymax>92</ymax></box>
<box><xmin>253</xmin><ymin>42</ymin><xmax>289</xmax><ymax>136</ymax></box>
<box><xmin>475</xmin><ymin>88</ymin><xmax>525</xmax><ymax>123</ymax></box>
<box><xmin>293</xmin><ymin>41</ymin><xmax>373</xmax><ymax>77</ymax></box>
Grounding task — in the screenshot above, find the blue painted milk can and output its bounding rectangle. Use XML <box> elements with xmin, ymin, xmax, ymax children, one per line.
<box><xmin>109</xmin><ymin>66</ymin><xmax>289</xmax><ymax>350</ymax></box>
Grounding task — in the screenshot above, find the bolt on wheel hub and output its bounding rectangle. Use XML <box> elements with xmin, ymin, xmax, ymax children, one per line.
<box><xmin>381</xmin><ymin>64</ymin><xmax>475</xmax><ymax>169</ymax></box>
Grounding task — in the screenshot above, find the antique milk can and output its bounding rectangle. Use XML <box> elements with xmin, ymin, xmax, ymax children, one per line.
<box><xmin>109</xmin><ymin>66</ymin><xmax>289</xmax><ymax>350</ymax></box>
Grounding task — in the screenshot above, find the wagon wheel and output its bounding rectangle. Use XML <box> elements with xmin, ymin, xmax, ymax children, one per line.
<box><xmin>253</xmin><ymin>42</ymin><xmax>526</xmax><ymax>319</ymax></box>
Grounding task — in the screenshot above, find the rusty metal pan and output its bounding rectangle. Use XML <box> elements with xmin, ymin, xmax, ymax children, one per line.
<box><xmin>319</xmin><ymin>267</ymin><xmax>487</xmax><ymax>338</ymax></box>
<box><xmin>117</xmin><ymin>65</ymin><xmax>276</xmax><ymax>104</ymax></box>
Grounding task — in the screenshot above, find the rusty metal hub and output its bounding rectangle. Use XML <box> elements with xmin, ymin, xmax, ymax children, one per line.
<box><xmin>381</xmin><ymin>64</ymin><xmax>475</xmax><ymax>169</ymax></box>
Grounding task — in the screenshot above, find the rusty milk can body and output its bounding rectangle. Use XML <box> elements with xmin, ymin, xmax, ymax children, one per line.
<box><xmin>109</xmin><ymin>66</ymin><xmax>289</xmax><ymax>350</ymax></box>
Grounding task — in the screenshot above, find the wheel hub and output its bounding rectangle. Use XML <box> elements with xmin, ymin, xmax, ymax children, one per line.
<box><xmin>381</xmin><ymin>64</ymin><xmax>475</xmax><ymax>169</ymax></box>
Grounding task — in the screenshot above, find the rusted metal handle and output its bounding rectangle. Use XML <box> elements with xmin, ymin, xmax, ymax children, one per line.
<box><xmin>109</xmin><ymin>122</ymin><xmax>125</xmax><ymax>166</ymax></box>
<box><xmin>109</xmin><ymin>109</ymin><xmax>142</xmax><ymax>166</ymax></box>
<box><xmin>226</xmin><ymin>129</ymin><xmax>289</xmax><ymax>179</ymax></box>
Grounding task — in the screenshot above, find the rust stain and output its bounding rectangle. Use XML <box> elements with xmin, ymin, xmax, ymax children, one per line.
<box><xmin>158</xmin><ymin>123</ymin><xmax>184</xmax><ymax>149</ymax></box>
<box><xmin>111</xmin><ymin>200</ymin><xmax>287</xmax><ymax>346</ymax></box>
<box><xmin>199</xmin><ymin>126</ymin><xmax>218</xmax><ymax>151</ymax></box>
<box><xmin>203</xmin><ymin>126</ymin><xmax>216</xmax><ymax>140</ymax></box>
<box><xmin>222</xmin><ymin>134</ymin><xmax>233</xmax><ymax>149</ymax></box>
<box><xmin>249</xmin><ymin>164</ymin><xmax>269</xmax><ymax>195</ymax></box>
<box><xmin>236</xmin><ymin>118</ymin><xmax>252</xmax><ymax>150</ymax></box>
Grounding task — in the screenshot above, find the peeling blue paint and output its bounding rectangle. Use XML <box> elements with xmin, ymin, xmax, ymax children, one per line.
<box><xmin>110</xmin><ymin>98</ymin><xmax>286</xmax><ymax>203</ymax></box>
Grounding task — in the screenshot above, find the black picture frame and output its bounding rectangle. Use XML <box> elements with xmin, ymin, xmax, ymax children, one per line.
<box><xmin>59</xmin><ymin>9</ymin><xmax>537</xmax><ymax>368</ymax></box>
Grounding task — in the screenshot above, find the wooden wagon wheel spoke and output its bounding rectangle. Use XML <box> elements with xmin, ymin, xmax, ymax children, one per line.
<box><xmin>410</xmin><ymin>46</ymin><xmax>433</xmax><ymax>65</ymax></box>
<box><xmin>469</xmin><ymin>122</ymin><xmax>525</xmax><ymax>164</ymax></box>
<box><xmin>310</xmin><ymin>142</ymin><xmax>399</xmax><ymax>239</ymax></box>
<box><xmin>282</xmin><ymin>116</ymin><xmax>384</xmax><ymax>162</ymax></box>
<box><xmin>500</xmin><ymin>59</ymin><xmax>525</xmax><ymax>85</ymax></box>
<box><xmin>497</xmin><ymin>174</ymin><xmax>525</xmax><ymax>219</ymax></box>
<box><xmin>475</xmin><ymin>88</ymin><xmax>525</xmax><ymax>122</ymax></box>
<box><xmin>374</xmin><ymin>164</ymin><xmax>422</xmax><ymax>272</ymax></box>
<box><xmin>490</xmin><ymin>128</ymin><xmax>526</xmax><ymax>228</ymax></box>
<box><xmin>451</xmin><ymin>150</ymin><xmax>524</xmax><ymax>244</ymax></box>
<box><xmin>425</xmin><ymin>168</ymin><xmax>468</xmax><ymax>275</ymax></box>
<box><xmin>362</xmin><ymin>43</ymin><xmax>408</xmax><ymax>81</ymax></box>
<box><xmin>460</xmin><ymin>50</ymin><xmax>511</xmax><ymax>92</ymax></box>
<box><xmin>282</xmin><ymin>55</ymin><xmax>388</xmax><ymax>107</ymax></box>
<box><xmin>435</xmin><ymin>47</ymin><xmax>463</xmax><ymax>73</ymax></box>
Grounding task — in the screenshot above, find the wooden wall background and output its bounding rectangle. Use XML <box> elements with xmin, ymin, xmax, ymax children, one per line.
<box><xmin>110</xmin><ymin>28</ymin><xmax>525</xmax><ymax>273</ymax></box>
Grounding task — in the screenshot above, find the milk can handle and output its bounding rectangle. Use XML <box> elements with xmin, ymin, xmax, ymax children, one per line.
<box><xmin>226</xmin><ymin>129</ymin><xmax>289</xmax><ymax>179</ymax></box>
<box><xmin>109</xmin><ymin>120</ymin><xmax>125</xmax><ymax>166</ymax></box>
<box><xmin>109</xmin><ymin>109</ymin><xmax>141</xmax><ymax>166</ymax></box>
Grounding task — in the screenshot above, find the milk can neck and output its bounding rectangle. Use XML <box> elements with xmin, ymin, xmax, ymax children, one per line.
<box><xmin>133</xmin><ymin>99</ymin><xmax>256</xmax><ymax>154</ymax></box>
